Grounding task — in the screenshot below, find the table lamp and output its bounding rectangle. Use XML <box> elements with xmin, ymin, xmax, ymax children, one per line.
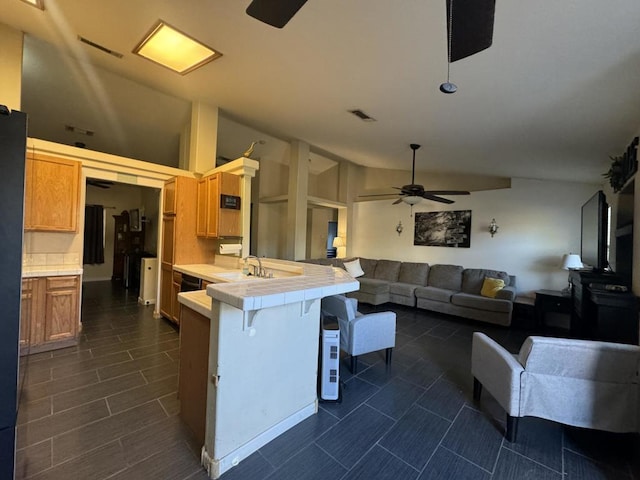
<box><xmin>561</xmin><ymin>253</ymin><xmax>582</xmax><ymax>295</ymax></box>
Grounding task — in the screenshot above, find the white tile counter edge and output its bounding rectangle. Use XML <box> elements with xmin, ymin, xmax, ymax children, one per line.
<box><xmin>205</xmin><ymin>260</ymin><xmax>359</xmax><ymax>312</ymax></box>
<box><xmin>178</xmin><ymin>290</ymin><xmax>212</xmax><ymax>318</ymax></box>
<box><xmin>22</xmin><ymin>266</ymin><xmax>84</xmax><ymax>277</ymax></box>
<box><xmin>177</xmin><ymin>260</ymin><xmax>359</xmax><ymax>313</ymax></box>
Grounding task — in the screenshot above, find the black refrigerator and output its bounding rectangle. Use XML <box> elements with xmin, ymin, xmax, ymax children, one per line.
<box><xmin>0</xmin><ymin>105</ymin><xmax>27</xmax><ymax>479</ymax></box>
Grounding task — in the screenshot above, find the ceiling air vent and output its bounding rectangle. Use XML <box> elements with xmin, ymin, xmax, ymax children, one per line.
<box><xmin>65</xmin><ymin>125</ymin><xmax>95</xmax><ymax>136</ymax></box>
<box><xmin>348</xmin><ymin>109</ymin><xmax>376</xmax><ymax>122</ymax></box>
<box><xmin>77</xmin><ymin>35</ymin><xmax>124</xmax><ymax>59</ymax></box>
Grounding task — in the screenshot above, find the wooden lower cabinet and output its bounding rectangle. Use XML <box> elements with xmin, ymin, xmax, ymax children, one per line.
<box><xmin>20</xmin><ymin>275</ymin><xmax>80</xmax><ymax>355</ymax></box>
<box><xmin>20</xmin><ymin>279</ymin><xmax>34</xmax><ymax>350</ymax></box>
<box><xmin>171</xmin><ymin>271</ymin><xmax>182</xmax><ymax>325</ymax></box>
<box><xmin>159</xmin><ymin>263</ymin><xmax>182</xmax><ymax>325</ymax></box>
<box><xmin>179</xmin><ymin>305</ymin><xmax>211</xmax><ymax>446</ymax></box>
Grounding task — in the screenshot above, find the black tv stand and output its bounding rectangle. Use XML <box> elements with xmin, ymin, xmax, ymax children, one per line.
<box><xmin>569</xmin><ymin>270</ymin><xmax>638</xmax><ymax>345</ymax></box>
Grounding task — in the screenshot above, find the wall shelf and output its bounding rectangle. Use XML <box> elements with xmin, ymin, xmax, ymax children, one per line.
<box><xmin>259</xmin><ymin>195</ymin><xmax>346</xmax><ymax>209</ymax></box>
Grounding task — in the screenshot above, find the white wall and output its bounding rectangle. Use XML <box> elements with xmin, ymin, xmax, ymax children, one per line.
<box><xmin>351</xmin><ymin>178</ymin><xmax>600</xmax><ymax>295</ymax></box>
<box><xmin>0</xmin><ymin>22</ymin><xmax>22</xmax><ymax>111</ymax></box>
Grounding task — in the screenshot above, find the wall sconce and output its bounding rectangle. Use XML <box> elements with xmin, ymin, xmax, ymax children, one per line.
<box><xmin>396</xmin><ymin>221</ymin><xmax>403</xmax><ymax>236</ymax></box>
<box><xmin>488</xmin><ymin>219</ymin><xmax>499</xmax><ymax>237</ymax></box>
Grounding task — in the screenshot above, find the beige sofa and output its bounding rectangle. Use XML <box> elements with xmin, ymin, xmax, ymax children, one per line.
<box><xmin>302</xmin><ymin>257</ymin><xmax>517</xmax><ymax>327</ymax></box>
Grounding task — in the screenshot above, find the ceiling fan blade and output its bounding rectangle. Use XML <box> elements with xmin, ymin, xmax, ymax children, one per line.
<box><xmin>447</xmin><ymin>0</ymin><xmax>496</xmax><ymax>62</ymax></box>
<box><xmin>359</xmin><ymin>193</ymin><xmax>399</xmax><ymax>198</ymax></box>
<box><xmin>422</xmin><ymin>193</ymin><xmax>455</xmax><ymax>204</ymax></box>
<box><xmin>392</xmin><ymin>198</ymin><xmax>404</xmax><ymax>205</ymax></box>
<box><xmin>246</xmin><ymin>0</ymin><xmax>308</xmax><ymax>28</ymax></box>
<box><xmin>425</xmin><ymin>190</ymin><xmax>470</xmax><ymax>195</ymax></box>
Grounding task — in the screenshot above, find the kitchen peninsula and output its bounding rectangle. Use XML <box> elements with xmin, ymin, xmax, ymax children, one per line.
<box><xmin>177</xmin><ymin>259</ymin><xmax>358</xmax><ymax>479</ymax></box>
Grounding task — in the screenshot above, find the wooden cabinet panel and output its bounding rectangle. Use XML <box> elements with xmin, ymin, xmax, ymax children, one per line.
<box><xmin>21</xmin><ymin>275</ymin><xmax>79</xmax><ymax>355</ymax></box>
<box><xmin>205</xmin><ymin>174</ymin><xmax>220</xmax><ymax>238</ymax></box>
<box><xmin>218</xmin><ymin>172</ymin><xmax>241</xmax><ymax>237</ymax></box>
<box><xmin>159</xmin><ymin>263</ymin><xmax>173</xmax><ymax>320</ymax></box>
<box><xmin>20</xmin><ymin>279</ymin><xmax>34</xmax><ymax>350</ymax></box>
<box><xmin>44</xmin><ymin>289</ymin><xmax>78</xmax><ymax>342</ymax></box>
<box><xmin>162</xmin><ymin>216</ymin><xmax>175</xmax><ymax>265</ymax></box>
<box><xmin>196</xmin><ymin>179</ymin><xmax>207</xmax><ymax>237</ymax></box>
<box><xmin>172</xmin><ymin>273</ymin><xmax>182</xmax><ymax>325</ymax></box>
<box><xmin>163</xmin><ymin>177</ymin><xmax>177</xmax><ymax>215</ymax></box>
<box><xmin>196</xmin><ymin>172</ymin><xmax>241</xmax><ymax>239</ymax></box>
<box><xmin>179</xmin><ymin>305</ymin><xmax>211</xmax><ymax>445</ymax></box>
<box><xmin>25</xmin><ymin>153</ymin><xmax>81</xmax><ymax>232</ymax></box>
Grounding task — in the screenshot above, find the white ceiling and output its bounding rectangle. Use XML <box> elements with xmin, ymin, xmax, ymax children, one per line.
<box><xmin>3</xmin><ymin>0</ymin><xmax>640</xmax><ymax>183</ymax></box>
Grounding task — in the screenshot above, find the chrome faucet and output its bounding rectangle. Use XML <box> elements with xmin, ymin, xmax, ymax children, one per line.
<box><xmin>243</xmin><ymin>255</ymin><xmax>264</xmax><ymax>277</ymax></box>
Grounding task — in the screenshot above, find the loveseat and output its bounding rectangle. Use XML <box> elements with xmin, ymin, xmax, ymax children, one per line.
<box><xmin>302</xmin><ymin>257</ymin><xmax>517</xmax><ymax>327</ymax></box>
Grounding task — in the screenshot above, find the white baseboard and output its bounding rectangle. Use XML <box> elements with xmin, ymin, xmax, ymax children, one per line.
<box><xmin>201</xmin><ymin>401</ymin><xmax>317</xmax><ymax>479</ymax></box>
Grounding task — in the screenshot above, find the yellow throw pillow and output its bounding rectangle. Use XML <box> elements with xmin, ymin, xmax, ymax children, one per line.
<box><xmin>481</xmin><ymin>277</ymin><xmax>505</xmax><ymax>298</ymax></box>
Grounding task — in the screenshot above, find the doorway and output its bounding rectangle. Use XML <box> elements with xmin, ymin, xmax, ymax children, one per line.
<box><xmin>84</xmin><ymin>179</ymin><xmax>161</xmax><ymax>297</ymax></box>
<box><xmin>327</xmin><ymin>221</ymin><xmax>337</xmax><ymax>258</ymax></box>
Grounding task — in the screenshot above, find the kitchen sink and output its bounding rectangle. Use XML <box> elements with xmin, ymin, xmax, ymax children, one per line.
<box><xmin>214</xmin><ymin>271</ymin><xmax>263</xmax><ymax>283</ymax></box>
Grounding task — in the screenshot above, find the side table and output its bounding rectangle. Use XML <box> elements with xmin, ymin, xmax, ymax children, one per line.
<box><xmin>535</xmin><ymin>289</ymin><xmax>572</xmax><ymax>332</ymax></box>
<box><xmin>512</xmin><ymin>296</ymin><xmax>535</xmax><ymax>329</ymax></box>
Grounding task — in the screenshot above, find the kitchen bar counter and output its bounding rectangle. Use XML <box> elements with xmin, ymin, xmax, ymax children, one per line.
<box><xmin>177</xmin><ymin>258</ymin><xmax>358</xmax><ymax>479</ymax></box>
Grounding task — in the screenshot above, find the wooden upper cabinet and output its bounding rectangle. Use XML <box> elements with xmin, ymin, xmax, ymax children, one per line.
<box><xmin>25</xmin><ymin>153</ymin><xmax>81</xmax><ymax>232</ymax></box>
<box><xmin>163</xmin><ymin>177</ymin><xmax>177</xmax><ymax>215</ymax></box>
<box><xmin>196</xmin><ymin>172</ymin><xmax>241</xmax><ymax>238</ymax></box>
<box><xmin>196</xmin><ymin>178</ymin><xmax>208</xmax><ymax>237</ymax></box>
<box><xmin>205</xmin><ymin>174</ymin><xmax>220</xmax><ymax>238</ymax></box>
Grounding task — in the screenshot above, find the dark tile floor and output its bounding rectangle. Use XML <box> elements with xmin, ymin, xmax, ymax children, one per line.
<box><xmin>15</xmin><ymin>282</ymin><xmax>640</xmax><ymax>479</ymax></box>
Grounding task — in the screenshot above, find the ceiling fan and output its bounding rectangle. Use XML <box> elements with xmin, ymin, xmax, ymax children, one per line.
<box><xmin>245</xmin><ymin>0</ymin><xmax>496</xmax><ymax>61</ymax></box>
<box><xmin>360</xmin><ymin>144</ymin><xmax>470</xmax><ymax>205</ymax></box>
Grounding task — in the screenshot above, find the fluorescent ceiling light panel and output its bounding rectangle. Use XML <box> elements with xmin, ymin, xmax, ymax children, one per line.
<box><xmin>20</xmin><ymin>0</ymin><xmax>44</xmax><ymax>10</ymax></box>
<box><xmin>133</xmin><ymin>20</ymin><xmax>222</xmax><ymax>75</ymax></box>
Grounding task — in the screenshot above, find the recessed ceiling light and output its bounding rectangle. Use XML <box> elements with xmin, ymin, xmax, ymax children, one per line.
<box><xmin>20</xmin><ymin>0</ymin><xmax>44</xmax><ymax>10</ymax></box>
<box><xmin>133</xmin><ymin>20</ymin><xmax>222</xmax><ymax>75</ymax></box>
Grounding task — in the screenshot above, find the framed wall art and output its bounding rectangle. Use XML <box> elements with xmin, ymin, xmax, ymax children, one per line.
<box><xmin>414</xmin><ymin>210</ymin><xmax>472</xmax><ymax>248</ymax></box>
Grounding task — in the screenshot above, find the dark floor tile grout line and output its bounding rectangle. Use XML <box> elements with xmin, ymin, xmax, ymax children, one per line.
<box><xmin>415</xmin><ymin>397</ymin><xmax>468</xmax><ymax>477</ymax></box>
<box><xmin>441</xmin><ymin>444</ymin><xmax>494</xmax><ymax>476</ymax></box>
<box><xmin>374</xmin><ymin>441</ymin><xmax>422</xmax><ymax>475</ymax></box>
<box><xmin>501</xmin><ymin>443</ymin><xmax>564</xmax><ymax>476</ymax></box>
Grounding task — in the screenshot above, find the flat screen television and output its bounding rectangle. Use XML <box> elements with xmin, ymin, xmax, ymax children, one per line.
<box><xmin>580</xmin><ymin>190</ymin><xmax>609</xmax><ymax>272</ymax></box>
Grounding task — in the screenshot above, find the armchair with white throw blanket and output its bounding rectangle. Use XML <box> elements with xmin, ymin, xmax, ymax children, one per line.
<box><xmin>471</xmin><ymin>332</ymin><xmax>640</xmax><ymax>442</ymax></box>
<box><xmin>320</xmin><ymin>295</ymin><xmax>396</xmax><ymax>374</ymax></box>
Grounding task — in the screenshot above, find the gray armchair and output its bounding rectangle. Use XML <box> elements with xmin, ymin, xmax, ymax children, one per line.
<box><xmin>471</xmin><ymin>332</ymin><xmax>640</xmax><ymax>442</ymax></box>
<box><xmin>321</xmin><ymin>295</ymin><xmax>396</xmax><ymax>373</ymax></box>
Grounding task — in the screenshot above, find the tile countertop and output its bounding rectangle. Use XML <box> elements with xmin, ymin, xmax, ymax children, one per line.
<box><xmin>177</xmin><ymin>259</ymin><xmax>359</xmax><ymax>313</ymax></box>
<box><xmin>172</xmin><ymin>264</ymin><xmax>237</xmax><ymax>283</ymax></box>
<box><xmin>22</xmin><ymin>266</ymin><xmax>84</xmax><ymax>277</ymax></box>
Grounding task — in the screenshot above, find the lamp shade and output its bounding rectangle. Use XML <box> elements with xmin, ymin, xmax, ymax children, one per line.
<box><xmin>332</xmin><ymin>237</ymin><xmax>345</xmax><ymax>248</ymax></box>
<box><xmin>561</xmin><ymin>253</ymin><xmax>582</xmax><ymax>270</ymax></box>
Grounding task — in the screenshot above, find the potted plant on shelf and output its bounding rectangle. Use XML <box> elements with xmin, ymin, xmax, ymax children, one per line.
<box><xmin>603</xmin><ymin>156</ymin><xmax>625</xmax><ymax>193</ymax></box>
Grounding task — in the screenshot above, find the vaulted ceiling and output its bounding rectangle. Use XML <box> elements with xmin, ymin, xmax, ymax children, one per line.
<box><xmin>3</xmin><ymin>0</ymin><xmax>640</xmax><ymax>183</ymax></box>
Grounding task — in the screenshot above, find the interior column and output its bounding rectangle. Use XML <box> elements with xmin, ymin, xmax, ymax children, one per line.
<box><xmin>286</xmin><ymin>140</ymin><xmax>309</xmax><ymax>260</ymax></box>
